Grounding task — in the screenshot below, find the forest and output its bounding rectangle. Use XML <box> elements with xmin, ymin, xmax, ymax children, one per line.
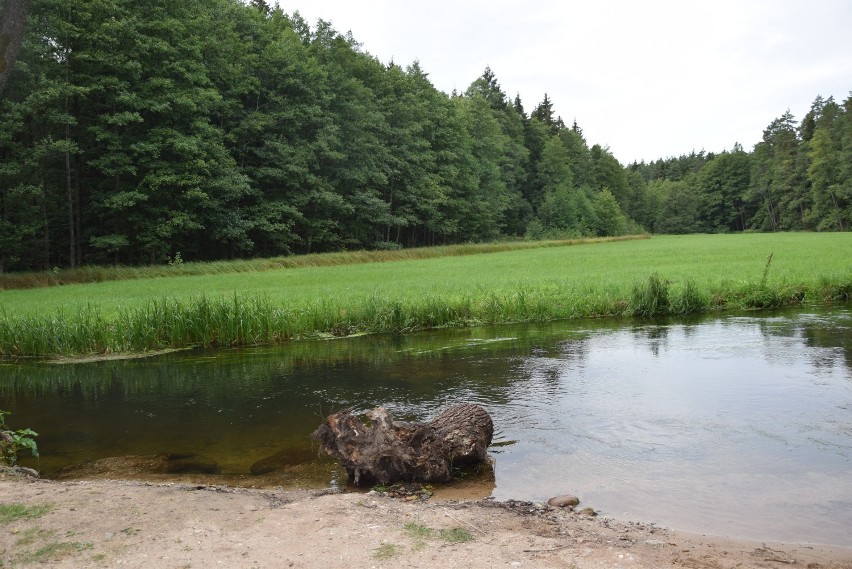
<box><xmin>0</xmin><ymin>0</ymin><xmax>850</xmax><ymax>273</ymax></box>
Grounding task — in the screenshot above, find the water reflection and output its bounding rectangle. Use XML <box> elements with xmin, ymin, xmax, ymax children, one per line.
<box><xmin>0</xmin><ymin>308</ymin><xmax>850</xmax><ymax>546</ymax></box>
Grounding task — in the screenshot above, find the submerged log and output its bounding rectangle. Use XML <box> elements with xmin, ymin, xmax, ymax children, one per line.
<box><xmin>312</xmin><ymin>404</ymin><xmax>493</xmax><ymax>486</ymax></box>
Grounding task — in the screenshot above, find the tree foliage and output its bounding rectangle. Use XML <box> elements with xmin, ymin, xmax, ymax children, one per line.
<box><xmin>629</xmin><ymin>94</ymin><xmax>850</xmax><ymax>235</ymax></box>
<box><xmin>0</xmin><ymin>1</ymin><xmax>849</xmax><ymax>273</ymax></box>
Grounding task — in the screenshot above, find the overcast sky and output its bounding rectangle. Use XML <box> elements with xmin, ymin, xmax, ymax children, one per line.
<box><xmin>285</xmin><ymin>0</ymin><xmax>851</xmax><ymax>165</ymax></box>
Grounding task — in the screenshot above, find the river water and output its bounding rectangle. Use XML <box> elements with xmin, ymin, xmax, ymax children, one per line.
<box><xmin>1</xmin><ymin>308</ymin><xmax>850</xmax><ymax>546</ymax></box>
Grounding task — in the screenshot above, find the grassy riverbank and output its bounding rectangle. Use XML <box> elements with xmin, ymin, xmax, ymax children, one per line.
<box><xmin>0</xmin><ymin>237</ymin><xmax>631</xmax><ymax>291</ymax></box>
<box><xmin>1</xmin><ymin>233</ymin><xmax>850</xmax><ymax>357</ymax></box>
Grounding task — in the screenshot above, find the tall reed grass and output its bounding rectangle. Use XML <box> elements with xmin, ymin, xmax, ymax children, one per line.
<box><xmin>2</xmin><ymin>233</ymin><xmax>850</xmax><ymax>358</ymax></box>
<box><xmin>1</xmin><ymin>274</ymin><xmax>849</xmax><ymax>358</ymax></box>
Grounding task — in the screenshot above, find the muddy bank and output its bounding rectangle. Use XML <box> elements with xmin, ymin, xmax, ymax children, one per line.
<box><xmin>1</xmin><ymin>473</ymin><xmax>850</xmax><ymax>568</ymax></box>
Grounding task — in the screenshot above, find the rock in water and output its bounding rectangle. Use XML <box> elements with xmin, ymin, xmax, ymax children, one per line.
<box><xmin>0</xmin><ymin>465</ymin><xmax>39</xmax><ymax>478</ymax></box>
<box><xmin>547</xmin><ymin>495</ymin><xmax>580</xmax><ymax>508</ymax></box>
<box><xmin>312</xmin><ymin>404</ymin><xmax>494</xmax><ymax>486</ymax></box>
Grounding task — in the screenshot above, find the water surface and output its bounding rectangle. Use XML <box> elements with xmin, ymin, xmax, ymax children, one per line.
<box><xmin>1</xmin><ymin>308</ymin><xmax>850</xmax><ymax>546</ymax></box>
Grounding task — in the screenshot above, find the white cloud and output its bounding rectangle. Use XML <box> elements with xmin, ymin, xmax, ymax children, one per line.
<box><xmin>286</xmin><ymin>0</ymin><xmax>852</xmax><ymax>164</ymax></box>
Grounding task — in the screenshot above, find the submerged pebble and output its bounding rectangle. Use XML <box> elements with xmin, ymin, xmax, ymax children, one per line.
<box><xmin>547</xmin><ymin>494</ymin><xmax>580</xmax><ymax>508</ymax></box>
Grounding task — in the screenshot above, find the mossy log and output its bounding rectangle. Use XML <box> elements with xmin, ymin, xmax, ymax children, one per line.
<box><xmin>312</xmin><ymin>404</ymin><xmax>493</xmax><ymax>486</ymax></box>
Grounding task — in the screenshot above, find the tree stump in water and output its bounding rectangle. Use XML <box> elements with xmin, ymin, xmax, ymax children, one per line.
<box><xmin>312</xmin><ymin>404</ymin><xmax>494</xmax><ymax>486</ymax></box>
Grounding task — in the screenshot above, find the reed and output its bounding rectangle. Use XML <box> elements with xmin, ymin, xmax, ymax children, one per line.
<box><xmin>1</xmin><ymin>233</ymin><xmax>850</xmax><ymax>358</ymax></box>
<box><xmin>629</xmin><ymin>273</ymin><xmax>670</xmax><ymax>317</ymax></box>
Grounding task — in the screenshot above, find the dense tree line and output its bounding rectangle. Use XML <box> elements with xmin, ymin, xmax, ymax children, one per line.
<box><xmin>629</xmin><ymin>94</ymin><xmax>852</xmax><ymax>235</ymax></box>
<box><xmin>0</xmin><ymin>0</ymin><xmax>849</xmax><ymax>272</ymax></box>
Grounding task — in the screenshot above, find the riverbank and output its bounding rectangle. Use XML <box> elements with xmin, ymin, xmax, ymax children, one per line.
<box><xmin>1</xmin><ymin>474</ymin><xmax>850</xmax><ymax>568</ymax></box>
<box><xmin>2</xmin><ymin>233</ymin><xmax>851</xmax><ymax>358</ymax></box>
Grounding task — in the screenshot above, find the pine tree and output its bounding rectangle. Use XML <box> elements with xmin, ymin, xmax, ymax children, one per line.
<box><xmin>747</xmin><ymin>110</ymin><xmax>800</xmax><ymax>231</ymax></box>
<box><xmin>531</xmin><ymin>93</ymin><xmax>563</xmax><ymax>134</ymax></box>
<box><xmin>807</xmin><ymin>96</ymin><xmax>848</xmax><ymax>231</ymax></box>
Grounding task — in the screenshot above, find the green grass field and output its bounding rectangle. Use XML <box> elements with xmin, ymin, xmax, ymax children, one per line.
<box><xmin>1</xmin><ymin>233</ymin><xmax>850</xmax><ymax>357</ymax></box>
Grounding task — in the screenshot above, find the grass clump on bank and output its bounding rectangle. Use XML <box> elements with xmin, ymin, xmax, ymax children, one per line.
<box><xmin>1</xmin><ymin>233</ymin><xmax>850</xmax><ymax>358</ymax></box>
<box><xmin>0</xmin><ymin>503</ymin><xmax>53</xmax><ymax>523</ymax></box>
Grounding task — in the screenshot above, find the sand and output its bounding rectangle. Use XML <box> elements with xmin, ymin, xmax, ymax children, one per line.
<box><xmin>1</xmin><ymin>471</ymin><xmax>850</xmax><ymax>569</ymax></box>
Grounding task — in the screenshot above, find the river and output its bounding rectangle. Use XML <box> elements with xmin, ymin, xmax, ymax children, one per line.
<box><xmin>1</xmin><ymin>307</ymin><xmax>850</xmax><ymax>546</ymax></box>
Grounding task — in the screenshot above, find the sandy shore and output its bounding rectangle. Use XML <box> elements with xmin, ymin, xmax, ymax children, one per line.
<box><xmin>1</xmin><ymin>472</ymin><xmax>850</xmax><ymax>569</ymax></box>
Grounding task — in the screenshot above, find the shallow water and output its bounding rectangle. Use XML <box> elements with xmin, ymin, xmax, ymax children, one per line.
<box><xmin>1</xmin><ymin>308</ymin><xmax>851</xmax><ymax>546</ymax></box>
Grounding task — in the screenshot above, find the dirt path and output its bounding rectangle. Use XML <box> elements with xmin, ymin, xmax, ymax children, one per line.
<box><xmin>1</xmin><ymin>473</ymin><xmax>850</xmax><ymax>569</ymax></box>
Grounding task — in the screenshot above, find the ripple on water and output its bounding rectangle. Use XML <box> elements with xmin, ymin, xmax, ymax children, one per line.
<box><xmin>7</xmin><ymin>308</ymin><xmax>852</xmax><ymax>546</ymax></box>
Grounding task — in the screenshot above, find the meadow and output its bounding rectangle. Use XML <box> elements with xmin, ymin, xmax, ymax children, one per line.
<box><xmin>1</xmin><ymin>233</ymin><xmax>850</xmax><ymax>357</ymax></box>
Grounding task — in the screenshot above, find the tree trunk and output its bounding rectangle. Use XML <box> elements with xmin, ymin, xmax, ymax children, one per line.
<box><xmin>0</xmin><ymin>0</ymin><xmax>30</xmax><ymax>95</ymax></box>
<box><xmin>313</xmin><ymin>404</ymin><xmax>493</xmax><ymax>486</ymax></box>
<box><xmin>41</xmin><ymin>178</ymin><xmax>49</xmax><ymax>269</ymax></box>
<box><xmin>830</xmin><ymin>190</ymin><xmax>844</xmax><ymax>231</ymax></box>
<box><xmin>75</xmin><ymin>153</ymin><xmax>83</xmax><ymax>265</ymax></box>
<box><xmin>64</xmin><ymin>56</ymin><xmax>77</xmax><ymax>267</ymax></box>
<box><xmin>65</xmin><ymin>145</ymin><xmax>76</xmax><ymax>267</ymax></box>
